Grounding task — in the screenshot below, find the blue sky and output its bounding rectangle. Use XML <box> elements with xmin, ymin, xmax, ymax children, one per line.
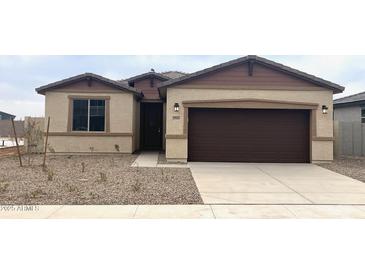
<box><xmin>1</xmin><ymin>55</ymin><xmax>365</xmax><ymax>119</ymax></box>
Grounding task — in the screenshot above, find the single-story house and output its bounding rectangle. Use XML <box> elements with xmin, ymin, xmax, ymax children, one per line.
<box><xmin>36</xmin><ymin>55</ymin><xmax>345</xmax><ymax>163</ymax></box>
<box><xmin>0</xmin><ymin>111</ymin><xmax>16</xmax><ymax>120</ymax></box>
<box><xmin>334</xmin><ymin>91</ymin><xmax>365</xmax><ymax>123</ymax></box>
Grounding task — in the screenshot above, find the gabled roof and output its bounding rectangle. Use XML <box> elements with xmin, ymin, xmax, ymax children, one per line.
<box><xmin>36</xmin><ymin>73</ymin><xmax>140</xmax><ymax>95</ymax></box>
<box><xmin>0</xmin><ymin>111</ymin><xmax>16</xmax><ymax>119</ymax></box>
<box><xmin>334</xmin><ymin>91</ymin><xmax>365</xmax><ymax>106</ymax></box>
<box><xmin>160</xmin><ymin>71</ymin><xmax>188</xmax><ymax>79</ymax></box>
<box><xmin>158</xmin><ymin>55</ymin><xmax>345</xmax><ymax>94</ymax></box>
<box><xmin>124</xmin><ymin>71</ymin><xmax>170</xmax><ymax>83</ymax></box>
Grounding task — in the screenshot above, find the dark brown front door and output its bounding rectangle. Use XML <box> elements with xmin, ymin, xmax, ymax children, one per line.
<box><xmin>188</xmin><ymin>108</ymin><xmax>310</xmax><ymax>163</ymax></box>
<box><xmin>140</xmin><ymin>103</ymin><xmax>163</xmax><ymax>150</ymax></box>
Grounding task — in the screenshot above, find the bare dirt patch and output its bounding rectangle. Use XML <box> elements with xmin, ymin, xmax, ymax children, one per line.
<box><xmin>318</xmin><ymin>157</ymin><xmax>365</xmax><ymax>183</ymax></box>
<box><xmin>0</xmin><ymin>155</ymin><xmax>203</xmax><ymax>205</ymax></box>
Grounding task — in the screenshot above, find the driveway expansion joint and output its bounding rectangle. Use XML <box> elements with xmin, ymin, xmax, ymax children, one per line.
<box><xmin>255</xmin><ymin>165</ymin><xmax>315</xmax><ymax>204</ymax></box>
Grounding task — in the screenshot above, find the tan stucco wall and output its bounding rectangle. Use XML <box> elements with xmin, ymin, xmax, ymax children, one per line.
<box><xmin>165</xmin><ymin>88</ymin><xmax>334</xmax><ymax>162</ymax></box>
<box><xmin>44</xmin><ymin>90</ymin><xmax>135</xmax><ymax>153</ymax></box>
<box><xmin>47</xmin><ymin>136</ymin><xmax>133</xmax><ymax>153</ymax></box>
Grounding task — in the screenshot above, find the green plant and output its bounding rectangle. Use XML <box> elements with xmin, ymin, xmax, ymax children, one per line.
<box><xmin>30</xmin><ymin>188</ymin><xmax>47</xmax><ymax>198</ymax></box>
<box><xmin>89</xmin><ymin>192</ymin><xmax>99</xmax><ymax>199</ymax></box>
<box><xmin>47</xmin><ymin>169</ymin><xmax>54</xmax><ymax>181</ymax></box>
<box><xmin>48</xmin><ymin>144</ymin><xmax>56</xmax><ymax>153</ymax></box>
<box><xmin>24</xmin><ymin>118</ymin><xmax>43</xmax><ymax>165</ymax></box>
<box><xmin>65</xmin><ymin>183</ymin><xmax>77</xmax><ymax>192</ymax></box>
<box><xmin>131</xmin><ymin>180</ymin><xmax>142</xmax><ymax>192</ymax></box>
<box><xmin>0</xmin><ymin>183</ymin><xmax>9</xmax><ymax>193</ymax></box>
<box><xmin>161</xmin><ymin>168</ymin><xmax>167</xmax><ymax>183</ymax></box>
<box><xmin>99</xmin><ymin>172</ymin><xmax>107</xmax><ymax>182</ymax></box>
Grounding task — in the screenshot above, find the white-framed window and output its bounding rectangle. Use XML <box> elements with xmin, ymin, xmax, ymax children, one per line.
<box><xmin>72</xmin><ymin>99</ymin><xmax>105</xmax><ymax>131</ymax></box>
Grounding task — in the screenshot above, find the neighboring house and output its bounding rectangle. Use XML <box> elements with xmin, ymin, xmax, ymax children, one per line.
<box><xmin>333</xmin><ymin>91</ymin><xmax>365</xmax><ymax>123</ymax></box>
<box><xmin>36</xmin><ymin>55</ymin><xmax>344</xmax><ymax>163</ymax></box>
<box><xmin>0</xmin><ymin>120</ymin><xmax>24</xmax><ymax>137</ymax></box>
<box><xmin>0</xmin><ymin>111</ymin><xmax>16</xmax><ymax>120</ymax></box>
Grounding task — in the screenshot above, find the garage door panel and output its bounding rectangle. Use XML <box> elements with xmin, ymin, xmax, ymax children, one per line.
<box><xmin>188</xmin><ymin>108</ymin><xmax>310</xmax><ymax>163</ymax></box>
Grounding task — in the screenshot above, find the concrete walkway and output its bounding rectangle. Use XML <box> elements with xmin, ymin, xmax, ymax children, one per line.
<box><xmin>132</xmin><ymin>151</ymin><xmax>188</xmax><ymax>168</ymax></box>
<box><xmin>2</xmin><ymin>204</ymin><xmax>365</xmax><ymax>218</ymax></box>
<box><xmin>132</xmin><ymin>151</ymin><xmax>159</xmax><ymax>167</ymax></box>
<box><xmin>189</xmin><ymin>162</ymin><xmax>365</xmax><ymax>205</ymax></box>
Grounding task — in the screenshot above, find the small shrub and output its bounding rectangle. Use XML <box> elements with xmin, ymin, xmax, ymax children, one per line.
<box><xmin>48</xmin><ymin>145</ymin><xmax>56</xmax><ymax>153</ymax></box>
<box><xmin>65</xmin><ymin>183</ymin><xmax>77</xmax><ymax>192</ymax></box>
<box><xmin>47</xmin><ymin>169</ymin><xmax>54</xmax><ymax>181</ymax></box>
<box><xmin>131</xmin><ymin>181</ymin><xmax>142</xmax><ymax>192</ymax></box>
<box><xmin>30</xmin><ymin>188</ymin><xmax>47</xmax><ymax>198</ymax></box>
<box><xmin>99</xmin><ymin>172</ymin><xmax>107</xmax><ymax>182</ymax></box>
<box><xmin>161</xmin><ymin>168</ymin><xmax>168</xmax><ymax>183</ymax></box>
<box><xmin>81</xmin><ymin>162</ymin><xmax>85</xmax><ymax>173</ymax></box>
<box><xmin>89</xmin><ymin>192</ymin><xmax>99</xmax><ymax>199</ymax></box>
<box><xmin>0</xmin><ymin>183</ymin><xmax>9</xmax><ymax>193</ymax></box>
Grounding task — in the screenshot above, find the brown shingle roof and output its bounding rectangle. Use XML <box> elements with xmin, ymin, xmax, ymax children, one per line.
<box><xmin>124</xmin><ymin>71</ymin><xmax>170</xmax><ymax>83</ymax></box>
<box><xmin>36</xmin><ymin>73</ymin><xmax>140</xmax><ymax>95</ymax></box>
<box><xmin>158</xmin><ymin>55</ymin><xmax>345</xmax><ymax>93</ymax></box>
<box><xmin>160</xmin><ymin>71</ymin><xmax>188</xmax><ymax>79</ymax></box>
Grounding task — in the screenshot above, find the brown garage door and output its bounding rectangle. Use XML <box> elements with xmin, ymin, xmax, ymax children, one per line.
<box><xmin>188</xmin><ymin>108</ymin><xmax>310</xmax><ymax>163</ymax></box>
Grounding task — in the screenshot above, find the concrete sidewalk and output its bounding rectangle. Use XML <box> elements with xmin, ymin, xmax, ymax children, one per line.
<box><xmin>2</xmin><ymin>204</ymin><xmax>365</xmax><ymax>219</ymax></box>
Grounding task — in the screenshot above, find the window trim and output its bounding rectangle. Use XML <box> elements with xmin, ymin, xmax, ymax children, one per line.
<box><xmin>68</xmin><ymin>95</ymin><xmax>110</xmax><ymax>133</ymax></box>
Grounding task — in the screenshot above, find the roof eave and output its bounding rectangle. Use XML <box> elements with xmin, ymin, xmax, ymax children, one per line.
<box><xmin>158</xmin><ymin>55</ymin><xmax>345</xmax><ymax>94</ymax></box>
<box><xmin>35</xmin><ymin>73</ymin><xmax>140</xmax><ymax>96</ymax></box>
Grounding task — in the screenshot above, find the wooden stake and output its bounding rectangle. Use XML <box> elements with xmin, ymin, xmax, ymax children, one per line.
<box><xmin>42</xmin><ymin>117</ymin><xmax>50</xmax><ymax>167</ymax></box>
<box><xmin>11</xmin><ymin>118</ymin><xmax>22</xmax><ymax>167</ymax></box>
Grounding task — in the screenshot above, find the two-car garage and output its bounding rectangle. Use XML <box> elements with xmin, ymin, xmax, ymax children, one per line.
<box><xmin>188</xmin><ymin>108</ymin><xmax>310</xmax><ymax>163</ymax></box>
<box><xmin>160</xmin><ymin>55</ymin><xmax>344</xmax><ymax>163</ymax></box>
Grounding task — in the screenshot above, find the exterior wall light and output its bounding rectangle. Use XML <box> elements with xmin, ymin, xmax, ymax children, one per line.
<box><xmin>322</xmin><ymin>105</ymin><xmax>329</xmax><ymax>114</ymax></box>
<box><xmin>174</xmin><ymin>103</ymin><xmax>180</xmax><ymax>112</ymax></box>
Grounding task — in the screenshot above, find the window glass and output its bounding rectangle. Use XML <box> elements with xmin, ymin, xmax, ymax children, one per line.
<box><xmin>362</xmin><ymin>108</ymin><xmax>365</xmax><ymax>123</ymax></box>
<box><xmin>89</xmin><ymin>100</ymin><xmax>105</xmax><ymax>131</ymax></box>
<box><xmin>72</xmin><ymin>100</ymin><xmax>88</xmax><ymax>131</ymax></box>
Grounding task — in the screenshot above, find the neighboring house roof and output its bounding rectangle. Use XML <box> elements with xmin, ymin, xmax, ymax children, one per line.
<box><xmin>160</xmin><ymin>71</ymin><xmax>188</xmax><ymax>79</ymax></box>
<box><xmin>334</xmin><ymin>91</ymin><xmax>365</xmax><ymax>107</ymax></box>
<box><xmin>0</xmin><ymin>120</ymin><xmax>24</xmax><ymax>137</ymax></box>
<box><xmin>123</xmin><ymin>70</ymin><xmax>188</xmax><ymax>84</ymax></box>
<box><xmin>158</xmin><ymin>55</ymin><xmax>345</xmax><ymax>93</ymax></box>
<box><xmin>36</xmin><ymin>73</ymin><xmax>140</xmax><ymax>95</ymax></box>
<box><xmin>124</xmin><ymin>71</ymin><xmax>171</xmax><ymax>83</ymax></box>
<box><xmin>0</xmin><ymin>111</ymin><xmax>16</xmax><ymax>120</ymax></box>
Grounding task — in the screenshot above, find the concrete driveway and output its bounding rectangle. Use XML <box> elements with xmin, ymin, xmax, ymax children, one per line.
<box><xmin>188</xmin><ymin>162</ymin><xmax>365</xmax><ymax>205</ymax></box>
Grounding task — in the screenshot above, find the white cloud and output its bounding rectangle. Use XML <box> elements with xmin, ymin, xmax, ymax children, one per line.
<box><xmin>0</xmin><ymin>99</ymin><xmax>44</xmax><ymax>119</ymax></box>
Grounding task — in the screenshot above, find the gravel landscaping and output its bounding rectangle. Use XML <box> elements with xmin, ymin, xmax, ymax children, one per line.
<box><xmin>0</xmin><ymin>154</ymin><xmax>203</xmax><ymax>205</ymax></box>
<box><xmin>318</xmin><ymin>157</ymin><xmax>365</xmax><ymax>183</ymax></box>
